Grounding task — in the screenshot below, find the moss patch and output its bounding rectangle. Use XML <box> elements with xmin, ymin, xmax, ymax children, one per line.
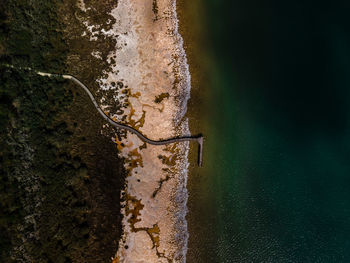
<box><xmin>154</xmin><ymin>92</ymin><xmax>170</xmax><ymax>104</ymax></box>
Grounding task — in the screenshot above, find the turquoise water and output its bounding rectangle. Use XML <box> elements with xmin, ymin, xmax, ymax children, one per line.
<box><xmin>191</xmin><ymin>1</ymin><xmax>350</xmax><ymax>262</ymax></box>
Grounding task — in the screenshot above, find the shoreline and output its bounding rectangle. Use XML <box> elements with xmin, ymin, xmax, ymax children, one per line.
<box><xmin>176</xmin><ymin>0</ymin><xmax>220</xmax><ymax>262</ymax></box>
<box><xmin>79</xmin><ymin>0</ymin><xmax>195</xmax><ymax>261</ymax></box>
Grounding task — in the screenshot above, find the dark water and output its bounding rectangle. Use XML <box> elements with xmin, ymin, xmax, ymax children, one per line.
<box><xmin>197</xmin><ymin>1</ymin><xmax>350</xmax><ymax>262</ymax></box>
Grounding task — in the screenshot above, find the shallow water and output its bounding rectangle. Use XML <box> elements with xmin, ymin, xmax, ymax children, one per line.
<box><xmin>187</xmin><ymin>1</ymin><xmax>350</xmax><ymax>262</ymax></box>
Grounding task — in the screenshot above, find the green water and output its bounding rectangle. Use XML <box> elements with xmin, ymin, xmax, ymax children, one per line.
<box><xmin>189</xmin><ymin>1</ymin><xmax>350</xmax><ymax>262</ymax></box>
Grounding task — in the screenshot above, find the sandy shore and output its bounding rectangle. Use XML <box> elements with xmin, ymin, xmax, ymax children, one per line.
<box><xmin>81</xmin><ymin>0</ymin><xmax>192</xmax><ymax>262</ymax></box>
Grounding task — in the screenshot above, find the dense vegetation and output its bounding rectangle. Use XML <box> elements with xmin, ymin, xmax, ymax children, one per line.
<box><xmin>0</xmin><ymin>0</ymin><xmax>125</xmax><ymax>262</ymax></box>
